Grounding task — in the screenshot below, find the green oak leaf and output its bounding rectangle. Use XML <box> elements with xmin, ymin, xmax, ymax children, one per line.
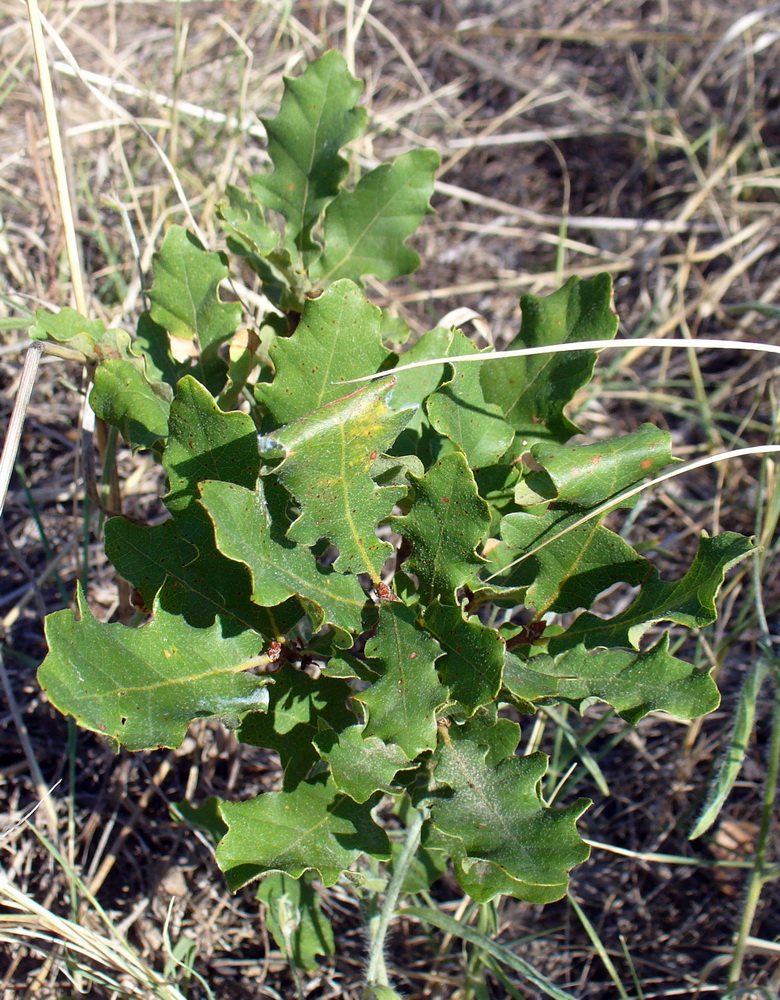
<box><xmin>314</xmin><ymin>724</ymin><xmax>414</xmax><ymax>803</ymax></box>
<box><xmin>480</xmin><ymin>273</ymin><xmax>618</xmax><ymax>448</ymax></box>
<box><xmin>148</xmin><ymin>226</ymin><xmax>241</xmax><ymax>393</ymax></box>
<box><xmin>504</xmin><ymin>634</ymin><xmax>720</xmax><ymax>724</ymax></box>
<box><xmin>106</xmin><ymin>512</ymin><xmax>301</xmax><ymax>641</ymax></box>
<box><xmin>427</xmin><ymin>328</ymin><xmax>514</xmax><ymax>468</ymax></box>
<box><xmin>422</xmin><ymin>601</ymin><xmax>505</xmax><ymax>715</ymax></box>
<box><xmin>200</xmin><ymin>480</ymin><xmax>368</xmax><ymax>645</ymax></box>
<box><xmin>428</xmin><ymin>739</ymin><xmax>589</xmax><ymax>899</ymax></box>
<box><xmin>391</xmin><ymin>451</ymin><xmax>490</xmax><ymax>604</ymax></box>
<box><xmin>174</xmin><ymin>796</ymin><xmax>228</xmax><ymax>844</ymax></box>
<box><xmin>218</xmin><ymin>184</ymin><xmax>277</xmax><ymax>259</ymax></box>
<box><xmin>272</xmin><ymin>378</ymin><xmax>414</xmax><ymax>580</ymax></box>
<box><xmin>358</xmin><ymin>602</ymin><xmax>448</xmax><ymax>759</ymax></box>
<box><xmin>106</xmin><ymin>377</ymin><xmax>300</xmax><ymax>640</ymax></box>
<box><xmin>163</xmin><ymin>376</ymin><xmax>259</xmax><ymax>509</ymax></box>
<box><xmin>551</xmin><ymin>531</ymin><xmax>754</xmax><ymax>652</ymax></box>
<box><xmin>255</xmin><ymin>281</ymin><xmax>392</xmax><ymax>425</ymax></box>
<box><xmin>238</xmin><ymin>665</ymin><xmax>355</xmax><ymax>790</ymax></box>
<box><xmin>257</xmin><ymin>872</ymin><xmax>334</xmax><ymax>971</ymax></box>
<box><xmin>30</xmin><ymin>306</ymin><xmax>110</xmax><ymax>359</ymax></box>
<box><xmin>425</xmin><ymin>826</ymin><xmax>571</xmax><ymax>904</ymax></box>
<box><xmin>30</xmin><ymin>309</ymin><xmax>173</xmax><ymax>449</ymax></box>
<box><xmin>90</xmin><ymin>358</ymin><xmax>170</xmax><ymax>449</ymax></box>
<box><xmin>250</xmin><ymin>51</ymin><xmax>367</xmax><ymax>262</ymax></box>
<box><xmin>310</xmin><ymin>149</ymin><xmax>440</xmax><ymax>285</ymax></box>
<box><xmin>217</xmin><ymin>777</ymin><xmax>390</xmax><ymax>890</ymax></box>
<box><xmin>38</xmin><ymin>586</ymin><xmax>270</xmax><ymax>752</ymax></box>
<box><xmin>482</xmin><ymin>426</ymin><xmax>675</xmax><ymax>614</ymax></box>
<box><xmin>514</xmin><ymin>424</ymin><xmax>674</xmax><ymax>507</ymax></box>
<box><xmin>449</xmin><ymin>712</ymin><xmax>521</xmax><ymax>767</ymax></box>
<box><xmin>485</xmin><ymin>508</ymin><xmax>650</xmax><ymax>616</ymax></box>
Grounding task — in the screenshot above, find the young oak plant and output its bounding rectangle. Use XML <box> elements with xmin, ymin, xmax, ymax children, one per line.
<box><xmin>33</xmin><ymin>52</ymin><xmax>753</xmax><ymax>990</ymax></box>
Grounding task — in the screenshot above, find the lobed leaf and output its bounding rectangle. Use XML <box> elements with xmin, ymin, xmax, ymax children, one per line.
<box><xmin>272</xmin><ymin>378</ymin><xmax>414</xmax><ymax>580</ymax></box>
<box><xmin>391</xmin><ymin>451</ymin><xmax>491</xmax><ymax>605</ymax></box>
<box><xmin>422</xmin><ymin>601</ymin><xmax>504</xmax><ymax>715</ymax></box>
<box><xmin>504</xmin><ymin>635</ymin><xmax>720</xmax><ymax>724</ymax></box>
<box><xmin>90</xmin><ymin>358</ymin><xmax>170</xmax><ymax>449</ymax></box>
<box><xmin>255</xmin><ymin>281</ymin><xmax>392</xmax><ymax>424</ymax></box>
<box><xmin>310</xmin><ymin>149</ymin><xmax>440</xmax><ymax>284</ymax></box>
<box><xmin>148</xmin><ymin>227</ymin><xmax>241</xmax><ymax>393</ymax></box>
<box><xmin>200</xmin><ymin>480</ymin><xmax>368</xmax><ymax>644</ymax></box>
<box><xmin>551</xmin><ymin>531</ymin><xmax>754</xmax><ymax>652</ymax></box>
<box><xmin>217</xmin><ymin>777</ymin><xmax>390</xmax><ymax>890</ymax></box>
<box><xmin>250</xmin><ymin>51</ymin><xmax>367</xmax><ymax>262</ymax></box>
<box><xmin>358</xmin><ymin>602</ymin><xmax>448</xmax><ymax>759</ymax></box>
<box><xmin>480</xmin><ymin>273</ymin><xmax>618</xmax><ymax>448</ymax></box>
<box><xmin>38</xmin><ymin>587</ymin><xmax>270</xmax><ymax>752</ymax></box>
<box><xmin>428</xmin><ymin>738</ymin><xmax>589</xmax><ymax>901</ymax></box>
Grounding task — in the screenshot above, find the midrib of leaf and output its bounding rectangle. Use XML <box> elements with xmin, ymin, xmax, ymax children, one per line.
<box><xmin>443</xmin><ymin>742</ymin><xmax>536</xmax><ymax>864</ymax></box>
<box><xmin>339</xmin><ymin>421</ymin><xmax>381</xmax><ymax>582</ymax></box>
<box><xmin>81</xmin><ymin>655</ymin><xmax>268</xmax><ymax>700</ymax></box>
<box><xmin>425</xmin><ymin>617</ymin><xmax>497</xmax><ymax>692</ymax></box>
<box><xmin>535</xmin><ymin>513</ymin><xmax>613</xmax><ymax>615</ymax></box>
<box><xmin>317</xmin><ymin>181</ymin><xmax>408</xmax><ymax>285</ymax></box>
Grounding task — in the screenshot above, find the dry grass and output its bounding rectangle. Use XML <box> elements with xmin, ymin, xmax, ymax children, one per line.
<box><xmin>1</xmin><ymin>1</ymin><xmax>780</xmax><ymax>997</ymax></box>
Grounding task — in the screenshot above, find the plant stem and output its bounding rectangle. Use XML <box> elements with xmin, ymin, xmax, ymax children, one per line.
<box><xmin>726</xmin><ymin>656</ymin><xmax>780</xmax><ymax>991</ymax></box>
<box><xmin>365</xmin><ymin>806</ymin><xmax>426</xmax><ymax>989</ymax></box>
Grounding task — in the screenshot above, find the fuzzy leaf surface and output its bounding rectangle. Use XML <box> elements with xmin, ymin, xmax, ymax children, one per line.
<box><xmin>91</xmin><ymin>358</ymin><xmax>170</xmax><ymax>449</ymax></box>
<box><xmin>552</xmin><ymin>532</ymin><xmax>754</xmax><ymax>652</ymax></box>
<box><xmin>238</xmin><ymin>665</ymin><xmax>355</xmax><ymax>790</ymax></box>
<box><xmin>200</xmin><ymin>480</ymin><xmax>367</xmax><ymax>643</ymax></box>
<box><xmin>427</xmin><ymin>329</ymin><xmax>514</xmax><ymax>468</ymax></box>
<box><xmin>38</xmin><ymin>588</ymin><xmax>269</xmax><ymax>752</ymax></box>
<box><xmin>315</xmin><ymin>724</ymin><xmax>413</xmax><ymax>803</ymax></box>
<box><xmin>250</xmin><ymin>51</ymin><xmax>366</xmax><ymax>260</ymax></box>
<box><xmin>428</xmin><ymin>740</ymin><xmax>589</xmax><ymax>899</ymax></box>
<box><xmin>358</xmin><ymin>602</ymin><xmax>448</xmax><ymax>759</ymax></box>
<box><xmin>273</xmin><ymin>378</ymin><xmax>413</xmax><ymax>579</ymax></box>
<box><xmin>255</xmin><ymin>281</ymin><xmax>391</xmax><ymax>424</ymax></box>
<box><xmin>480</xmin><ymin>273</ymin><xmax>617</xmax><ymax>447</ymax></box>
<box><xmin>423</xmin><ymin>601</ymin><xmax>505</xmax><ymax>715</ymax></box>
<box><xmin>504</xmin><ymin>635</ymin><xmax>720</xmax><ymax>724</ymax></box>
<box><xmin>391</xmin><ymin>451</ymin><xmax>490</xmax><ymax>604</ymax></box>
<box><xmin>311</xmin><ymin>149</ymin><xmax>439</xmax><ymax>284</ymax></box>
<box><xmin>217</xmin><ymin>778</ymin><xmax>390</xmax><ymax>890</ymax></box>
<box><xmin>148</xmin><ymin>227</ymin><xmax>241</xmax><ymax>392</ymax></box>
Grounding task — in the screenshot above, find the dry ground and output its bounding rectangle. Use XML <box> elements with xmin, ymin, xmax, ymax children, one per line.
<box><xmin>1</xmin><ymin>1</ymin><xmax>780</xmax><ymax>997</ymax></box>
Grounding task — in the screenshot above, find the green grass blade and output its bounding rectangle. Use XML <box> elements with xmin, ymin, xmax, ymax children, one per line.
<box><xmin>689</xmin><ymin>656</ymin><xmax>770</xmax><ymax>839</ymax></box>
<box><xmin>402</xmin><ymin>906</ymin><xmax>578</xmax><ymax>1000</ymax></box>
<box><xmin>567</xmin><ymin>893</ymin><xmax>632</xmax><ymax>1000</ymax></box>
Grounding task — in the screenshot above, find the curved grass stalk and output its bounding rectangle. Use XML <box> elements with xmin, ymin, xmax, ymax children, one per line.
<box><xmin>485</xmin><ymin>444</ymin><xmax>780</xmax><ymax>582</ymax></box>
<box><xmin>341</xmin><ymin>336</ymin><xmax>780</xmax><ymax>385</ymax></box>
